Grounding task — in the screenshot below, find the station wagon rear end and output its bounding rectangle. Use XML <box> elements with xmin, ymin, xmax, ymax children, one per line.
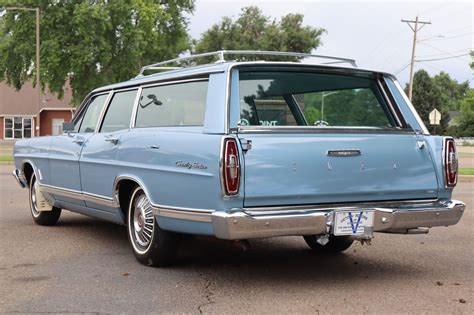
<box><xmin>13</xmin><ymin>51</ymin><xmax>465</xmax><ymax>266</ymax></box>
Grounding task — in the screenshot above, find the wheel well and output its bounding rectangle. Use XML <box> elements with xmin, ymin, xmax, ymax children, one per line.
<box><xmin>117</xmin><ymin>179</ymin><xmax>139</xmax><ymax>221</ymax></box>
<box><xmin>23</xmin><ymin>163</ymin><xmax>34</xmax><ymax>186</ymax></box>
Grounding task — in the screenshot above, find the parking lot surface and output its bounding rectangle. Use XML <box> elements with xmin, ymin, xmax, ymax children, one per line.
<box><xmin>0</xmin><ymin>163</ymin><xmax>473</xmax><ymax>314</ymax></box>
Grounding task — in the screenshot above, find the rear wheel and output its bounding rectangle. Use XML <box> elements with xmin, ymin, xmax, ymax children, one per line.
<box><xmin>127</xmin><ymin>187</ymin><xmax>177</xmax><ymax>267</ymax></box>
<box><xmin>303</xmin><ymin>235</ymin><xmax>353</xmax><ymax>253</ymax></box>
<box><xmin>29</xmin><ymin>174</ymin><xmax>61</xmax><ymax>226</ymax></box>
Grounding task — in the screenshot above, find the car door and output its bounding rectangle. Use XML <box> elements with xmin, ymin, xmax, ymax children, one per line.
<box><xmin>79</xmin><ymin>88</ymin><xmax>138</xmax><ymax>212</ymax></box>
<box><xmin>49</xmin><ymin>93</ymin><xmax>110</xmax><ymax>206</ymax></box>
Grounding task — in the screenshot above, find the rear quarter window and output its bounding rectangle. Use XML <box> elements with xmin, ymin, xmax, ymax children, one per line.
<box><xmin>135</xmin><ymin>80</ymin><xmax>208</xmax><ymax>127</ymax></box>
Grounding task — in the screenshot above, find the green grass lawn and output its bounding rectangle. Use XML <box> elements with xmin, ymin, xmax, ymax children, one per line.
<box><xmin>459</xmin><ymin>168</ymin><xmax>474</xmax><ymax>176</ymax></box>
<box><xmin>0</xmin><ymin>155</ymin><xmax>13</xmax><ymax>163</ymax></box>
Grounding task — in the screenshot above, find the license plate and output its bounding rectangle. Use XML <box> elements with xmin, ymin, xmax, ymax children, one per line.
<box><xmin>334</xmin><ymin>210</ymin><xmax>374</xmax><ymax>236</ymax></box>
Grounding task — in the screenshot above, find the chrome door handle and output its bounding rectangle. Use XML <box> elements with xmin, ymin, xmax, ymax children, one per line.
<box><xmin>105</xmin><ymin>137</ymin><xmax>119</xmax><ymax>145</ymax></box>
<box><xmin>73</xmin><ymin>138</ymin><xmax>85</xmax><ymax>145</ymax></box>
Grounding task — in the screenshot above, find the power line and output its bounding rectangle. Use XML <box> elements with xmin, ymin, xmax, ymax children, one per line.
<box><xmin>401</xmin><ymin>16</ymin><xmax>431</xmax><ymax>101</ymax></box>
<box><xmin>417</xmin><ymin>48</ymin><xmax>472</xmax><ymax>58</ymax></box>
<box><xmin>415</xmin><ymin>53</ymin><xmax>470</xmax><ymax>62</ymax></box>
<box><xmin>394</xmin><ymin>62</ymin><xmax>411</xmax><ymax>75</ymax></box>
<box><xmin>420</xmin><ymin>42</ymin><xmax>471</xmax><ymax>63</ymax></box>
<box><xmin>429</xmin><ymin>32</ymin><xmax>474</xmax><ymax>41</ymax></box>
<box><xmin>441</xmin><ymin>25</ymin><xmax>473</xmax><ymax>35</ymax></box>
<box><xmin>419</xmin><ymin>1</ymin><xmax>454</xmax><ymax>15</ymax></box>
<box><xmin>417</xmin><ymin>61</ymin><xmax>444</xmax><ymax>72</ymax></box>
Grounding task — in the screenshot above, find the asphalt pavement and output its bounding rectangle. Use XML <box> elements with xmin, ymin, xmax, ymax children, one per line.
<box><xmin>0</xmin><ymin>163</ymin><xmax>473</xmax><ymax>314</ymax></box>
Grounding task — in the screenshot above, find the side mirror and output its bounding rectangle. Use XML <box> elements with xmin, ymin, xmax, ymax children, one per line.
<box><xmin>147</xmin><ymin>94</ymin><xmax>163</xmax><ymax>106</ymax></box>
<box><xmin>62</xmin><ymin>122</ymin><xmax>75</xmax><ymax>133</ymax></box>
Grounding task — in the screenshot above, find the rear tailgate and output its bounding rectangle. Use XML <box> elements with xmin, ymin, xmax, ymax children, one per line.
<box><xmin>240</xmin><ymin>133</ymin><xmax>438</xmax><ymax>207</ymax></box>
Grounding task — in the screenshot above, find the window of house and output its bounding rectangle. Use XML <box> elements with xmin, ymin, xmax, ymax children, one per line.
<box><xmin>4</xmin><ymin>117</ymin><xmax>32</xmax><ymax>139</ymax></box>
<box><xmin>135</xmin><ymin>80</ymin><xmax>208</xmax><ymax>127</ymax></box>
<box><xmin>52</xmin><ymin>118</ymin><xmax>65</xmax><ymax>136</ymax></box>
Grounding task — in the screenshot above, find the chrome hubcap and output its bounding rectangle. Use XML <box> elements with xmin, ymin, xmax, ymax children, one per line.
<box><xmin>30</xmin><ymin>180</ymin><xmax>41</xmax><ymax>218</ymax></box>
<box><xmin>132</xmin><ymin>194</ymin><xmax>154</xmax><ymax>249</ymax></box>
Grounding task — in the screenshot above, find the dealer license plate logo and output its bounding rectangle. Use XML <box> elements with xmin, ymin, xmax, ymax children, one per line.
<box><xmin>334</xmin><ymin>211</ymin><xmax>374</xmax><ymax>236</ymax></box>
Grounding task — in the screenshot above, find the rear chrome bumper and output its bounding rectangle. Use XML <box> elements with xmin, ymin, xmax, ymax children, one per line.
<box><xmin>211</xmin><ymin>200</ymin><xmax>465</xmax><ymax>240</ymax></box>
<box><xmin>12</xmin><ymin>169</ymin><xmax>27</xmax><ymax>188</ymax></box>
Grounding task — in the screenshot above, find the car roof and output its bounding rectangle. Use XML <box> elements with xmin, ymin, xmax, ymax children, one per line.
<box><xmin>92</xmin><ymin>61</ymin><xmax>394</xmax><ymax>94</ymax></box>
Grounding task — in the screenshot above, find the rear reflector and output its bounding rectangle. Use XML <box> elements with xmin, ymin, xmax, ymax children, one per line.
<box><xmin>444</xmin><ymin>138</ymin><xmax>458</xmax><ymax>188</ymax></box>
<box><xmin>222</xmin><ymin>138</ymin><xmax>240</xmax><ymax>195</ymax></box>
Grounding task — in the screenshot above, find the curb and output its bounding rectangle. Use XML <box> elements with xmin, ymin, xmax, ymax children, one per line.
<box><xmin>458</xmin><ymin>175</ymin><xmax>474</xmax><ymax>183</ymax></box>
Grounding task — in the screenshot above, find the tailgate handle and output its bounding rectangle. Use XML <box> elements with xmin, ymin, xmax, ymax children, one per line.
<box><xmin>327</xmin><ymin>149</ymin><xmax>361</xmax><ymax>157</ymax></box>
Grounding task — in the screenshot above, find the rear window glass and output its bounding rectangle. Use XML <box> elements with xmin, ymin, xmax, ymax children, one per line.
<box><xmin>239</xmin><ymin>71</ymin><xmax>395</xmax><ymax>128</ymax></box>
<box><xmin>135</xmin><ymin>80</ymin><xmax>208</xmax><ymax>127</ymax></box>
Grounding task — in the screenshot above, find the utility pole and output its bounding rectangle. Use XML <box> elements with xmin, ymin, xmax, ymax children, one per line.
<box><xmin>401</xmin><ymin>16</ymin><xmax>431</xmax><ymax>101</ymax></box>
<box><xmin>6</xmin><ymin>7</ymin><xmax>41</xmax><ymax>136</ymax></box>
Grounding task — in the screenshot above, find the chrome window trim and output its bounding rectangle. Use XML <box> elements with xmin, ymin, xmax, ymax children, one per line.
<box><xmin>235</xmin><ymin>126</ymin><xmax>414</xmax><ymax>134</ymax></box>
<box><xmin>93</xmin><ymin>68</ymin><xmax>223</xmax><ymax>94</ymax></box>
<box><xmin>225</xmin><ymin>66</ymin><xmax>233</xmax><ymax>134</ymax></box>
<box><xmin>94</xmin><ymin>91</ymin><xmax>113</xmax><ymax>133</ymax></box>
<box><xmin>139</xmin><ymin>77</ymin><xmax>209</xmax><ymax>89</ymax></box>
<box><xmin>376</xmin><ymin>78</ymin><xmax>403</xmax><ymax>127</ymax></box>
<box><xmin>130</xmin><ymin>86</ymin><xmax>142</xmax><ymax>128</ymax></box>
<box><xmin>96</xmin><ymin>87</ymin><xmax>139</xmax><ymax>133</ymax></box>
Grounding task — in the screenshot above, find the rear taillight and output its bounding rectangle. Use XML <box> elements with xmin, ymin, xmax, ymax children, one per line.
<box><xmin>444</xmin><ymin>138</ymin><xmax>458</xmax><ymax>188</ymax></box>
<box><xmin>221</xmin><ymin>138</ymin><xmax>240</xmax><ymax>195</ymax></box>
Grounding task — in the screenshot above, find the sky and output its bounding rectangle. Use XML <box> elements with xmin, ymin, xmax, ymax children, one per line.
<box><xmin>188</xmin><ymin>0</ymin><xmax>473</xmax><ymax>87</ymax></box>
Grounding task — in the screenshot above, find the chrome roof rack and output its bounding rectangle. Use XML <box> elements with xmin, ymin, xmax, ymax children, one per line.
<box><xmin>137</xmin><ymin>50</ymin><xmax>357</xmax><ymax>76</ymax></box>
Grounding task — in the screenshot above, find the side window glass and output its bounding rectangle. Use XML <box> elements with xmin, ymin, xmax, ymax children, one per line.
<box><xmin>78</xmin><ymin>94</ymin><xmax>108</xmax><ymax>133</ymax></box>
<box><xmin>135</xmin><ymin>81</ymin><xmax>208</xmax><ymax>127</ymax></box>
<box><xmin>100</xmin><ymin>90</ymin><xmax>137</xmax><ymax>133</ymax></box>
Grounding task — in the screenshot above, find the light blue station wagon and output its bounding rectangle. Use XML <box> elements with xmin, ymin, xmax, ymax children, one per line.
<box><xmin>13</xmin><ymin>51</ymin><xmax>465</xmax><ymax>266</ymax></box>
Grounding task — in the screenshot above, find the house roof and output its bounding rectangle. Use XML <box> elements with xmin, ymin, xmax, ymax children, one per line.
<box><xmin>0</xmin><ymin>81</ymin><xmax>73</xmax><ymax>116</ymax></box>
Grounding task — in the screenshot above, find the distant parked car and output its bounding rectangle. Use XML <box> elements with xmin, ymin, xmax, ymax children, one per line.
<box><xmin>13</xmin><ymin>51</ymin><xmax>465</xmax><ymax>267</ymax></box>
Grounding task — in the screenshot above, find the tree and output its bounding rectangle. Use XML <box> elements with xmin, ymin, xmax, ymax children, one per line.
<box><xmin>470</xmin><ymin>50</ymin><xmax>474</xmax><ymax>69</ymax></box>
<box><xmin>0</xmin><ymin>1</ymin><xmax>194</xmax><ymax>105</ymax></box>
<box><xmin>432</xmin><ymin>72</ymin><xmax>469</xmax><ymax>111</ymax></box>
<box><xmin>456</xmin><ymin>90</ymin><xmax>474</xmax><ymax>136</ymax></box>
<box><xmin>194</xmin><ymin>6</ymin><xmax>325</xmax><ymax>59</ymax></box>
<box><xmin>408</xmin><ymin>69</ymin><xmax>449</xmax><ymax>134</ymax></box>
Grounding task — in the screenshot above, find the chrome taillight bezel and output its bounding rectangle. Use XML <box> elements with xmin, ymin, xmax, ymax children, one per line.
<box><xmin>220</xmin><ymin>137</ymin><xmax>240</xmax><ymax>196</ymax></box>
<box><xmin>443</xmin><ymin>137</ymin><xmax>458</xmax><ymax>188</ymax></box>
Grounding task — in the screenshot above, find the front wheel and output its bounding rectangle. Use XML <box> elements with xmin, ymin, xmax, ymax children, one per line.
<box><xmin>29</xmin><ymin>174</ymin><xmax>61</xmax><ymax>226</ymax></box>
<box><xmin>127</xmin><ymin>187</ymin><xmax>177</xmax><ymax>267</ymax></box>
<box><xmin>303</xmin><ymin>235</ymin><xmax>353</xmax><ymax>253</ymax></box>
